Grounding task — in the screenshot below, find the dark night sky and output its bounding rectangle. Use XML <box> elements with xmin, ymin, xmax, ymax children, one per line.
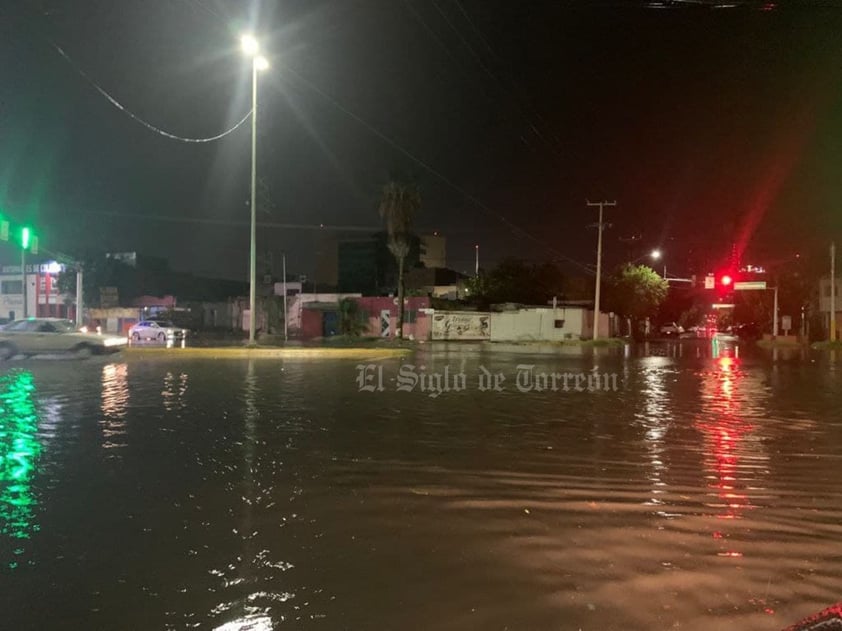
<box><xmin>2</xmin><ymin>0</ymin><xmax>842</xmax><ymax>281</ymax></box>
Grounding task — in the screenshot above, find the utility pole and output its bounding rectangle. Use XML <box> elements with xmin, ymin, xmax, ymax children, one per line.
<box><xmin>772</xmin><ymin>284</ymin><xmax>779</xmax><ymax>338</ymax></box>
<box><xmin>475</xmin><ymin>244</ymin><xmax>479</xmax><ymax>276</ymax></box>
<box><xmin>75</xmin><ymin>267</ymin><xmax>84</xmax><ymax>328</ymax></box>
<box><xmin>830</xmin><ymin>243</ymin><xmax>836</xmax><ymax>342</ymax></box>
<box><xmin>587</xmin><ymin>200</ymin><xmax>616</xmax><ymax>340</ymax></box>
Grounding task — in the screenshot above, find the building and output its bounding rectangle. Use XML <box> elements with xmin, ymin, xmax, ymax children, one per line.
<box><xmin>419</xmin><ymin>234</ymin><xmax>446</xmax><ymax>269</ymax></box>
<box><xmin>287</xmin><ymin>294</ymin><xmax>431</xmax><ymax>339</ymax></box>
<box><xmin>355</xmin><ymin>296</ymin><xmax>431</xmax><ymax>339</ymax></box>
<box><xmin>818</xmin><ymin>277</ymin><xmax>842</xmax><ymax>338</ymax></box>
<box><xmin>337</xmin><ymin>233</ymin><xmax>423</xmax><ymax>294</ymax></box>
<box><xmin>338</xmin><ymin>239</ymin><xmax>381</xmax><ymax>294</ymax></box>
<box><xmin>313</xmin><ymin>234</ymin><xmax>339</xmax><ymax>289</ymax></box>
<box><xmin>404</xmin><ymin>266</ymin><xmax>467</xmax><ymax>300</ymax></box>
<box><xmin>0</xmin><ymin>261</ymin><xmax>75</xmax><ymax>321</ymax></box>
<box><xmin>287</xmin><ymin>293</ymin><xmax>362</xmax><ymax>337</ymax></box>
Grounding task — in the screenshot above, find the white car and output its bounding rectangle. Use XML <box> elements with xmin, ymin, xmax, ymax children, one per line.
<box><xmin>659</xmin><ymin>322</ymin><xmax>684</xmax><ymax>337</ymax></box>
<box><xmin>128</xmin><ymin>319</ymin><xmax>187</xmax><ymax>343</ymax></box>
<box><xmin>0</xmin><ymin>318</ymin><xmax>127</xmax><ymax>359</ymax></box>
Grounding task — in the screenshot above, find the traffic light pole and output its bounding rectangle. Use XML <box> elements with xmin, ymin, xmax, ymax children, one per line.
<box><xmin>76</xmin><ymin>268</ymin><xmax>84</xmax><ymax>328</ymax></box>
<box><xmin>20</xmin><ymin>247</ymin><xmax>25</xmax><ymax>319</ymax></box>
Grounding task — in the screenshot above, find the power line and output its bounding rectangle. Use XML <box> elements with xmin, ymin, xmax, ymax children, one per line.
<box><xmin>42</xmin><ymin>6</ymin><xmax>593</xmax><ymax>275</ymax></box>
<box><xmin>76</xmin><ymin>209</ymin><xmax>380</xmax><ymax>232</ymax></box>
<box><xmin>428</xmin><ymin>0</ymin><xmax>562</xmax><ymax>156</ymax></box>
<box><xmin>436</xmin><ymin>0</ymin><xmax>561</xmax><ymax>157</ymax></box>
<box><xmin>50</xmin><ymin>41</ymin><xmax>252</xmax><ymax>143</ymax></box>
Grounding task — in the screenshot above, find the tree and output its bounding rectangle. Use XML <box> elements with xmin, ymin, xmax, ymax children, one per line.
<box><xmin>378</xmin><ymin>179</ymin><xmax>421</xmax><ymax>338</ymax></box>
<box><xmin>604</xmin><ymin>264</ymin><xmax>669</xmax><ymax>327</ymax></box>
<box><xmin>338</xmin><ymin>297</ymin><xmax>367</xmax><ymax>336</ymax></box>
<box><xmin>56</xmin><ymin>251</ymin><xmax>142</xmax><ymax>307</ymax></box>
<box><xmin>463</xmin><ymin>258</ymin><xmax>569</xmax><ymax>307</ymax></box>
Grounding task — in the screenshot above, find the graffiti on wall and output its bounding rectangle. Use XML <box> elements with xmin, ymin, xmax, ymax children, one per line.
<box><xmin>431</xmin><ymin>312</ymin><xmax>490</xmax><ymax>340</ymax></box>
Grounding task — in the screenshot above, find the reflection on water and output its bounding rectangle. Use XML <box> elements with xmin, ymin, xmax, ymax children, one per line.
<box><xmin>4</xmin><ymin>351</ymin><xmax>842</xmax><ymax>630</ymax></box>
<box><xmin>635</xmin><ymin>357</ymin><xmax>672</xmax><ymax>515</ymax></box>
<box><xmin>0</xmin><ymin>371</ymin><xmax>40</xmax><ymax>567</ymax></box>
<box><xmin>162</xmin><ymin>371</ymin><xmax>189</xmax><ymax>412</ymax></box>
<box><xmin>206</xmin><ymin>361</ymin><xmax>295</xmax><ymax>630</ymax></box>
<box><xmin>696</xmin><ymin>355</ymin><xmax>769</xmax><ymax>558</ymax></box>
<box><xmin>101</xmin><ymin>363</ymin><xmax>129</xmax><ymax>453</ymax></box>
<box><xmin>214</xmin><ymin>614</ymin><xmax>274</xmax><ymax>631</ymax></box>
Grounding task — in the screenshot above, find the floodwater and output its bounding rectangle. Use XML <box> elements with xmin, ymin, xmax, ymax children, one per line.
<box><xmin>2</xmin><ymin>342</ymin><xmax>842</xmax><ymax>630</ymax></box>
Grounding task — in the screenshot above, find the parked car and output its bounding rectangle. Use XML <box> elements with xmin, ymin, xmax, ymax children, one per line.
<box><xmin>732</xmin><ymin>322</ymin><xmax>761</xmax><ymax>340</ymax></box>
<box><xmin>659</xmin><ymin>322</ymin><xmax>684</xmax><ymax>337</ymax></box>
<box><xmin>127</xmin><ymin>319</ymin><xmax>187</xmax><ymax>343</ymax></box>
<box><xmin>0</xmin><ymin>318</ymin><xmax>127</xmax><ymax>359</ymax></box>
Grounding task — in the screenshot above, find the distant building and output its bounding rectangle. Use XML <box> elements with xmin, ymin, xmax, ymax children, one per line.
<box><xmin>818</xmin><ymin>277</ymin><xmax>842</xmax><ymax>338</ymax></box>
<box><xmin>313</xmin><ymin>234</ymin><xmax>339</xmax><ymax>289</ymax></box>
<box><xmin>338</xmin><ymin>239</ymin><xmax>381</xmax><ymax>294</ymax></box>
<box><xmin>419</xmin><ymin>234</ymin><xmax>446</xmax><ymax>269</ymax></box>
<box><xmin>0</xmin><ymin>261</ymin><xmax>74</xmax><ymax>321</ymax></box>
<box><xmin>106</xmin><ymin>252</ymin><xmax>168</xmax><ymax>271</ymax></box>
<box><xmin>337</xmin><ymin>233</ymin><xmax>423</xmax><ymax>294</ymax></box>
<box><xmin>404</xmin><ymin>266</ymin><xmax>467</xmax><ymax>300</ymax></box>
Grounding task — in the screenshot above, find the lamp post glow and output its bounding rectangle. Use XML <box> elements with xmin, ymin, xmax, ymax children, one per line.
<box><xmin>241</xmin><ymin>34</ymin><xmax>269</xmax><ymax>344</ymax></box>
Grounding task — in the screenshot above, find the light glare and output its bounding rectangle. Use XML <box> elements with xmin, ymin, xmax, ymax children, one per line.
<box><xmin>650</xmin><ymin>249</ymin><xmax>662</xmax><ymax>260</ymax></box>
<box><xmin>255</xmin><ymin>56</ymin><xmax>270</xmax><ymax>71</ymax></box>
<box><xmin>241</xmin><ymin>34</ymin><xmax>259</xmax><ymax>56</ymax></box>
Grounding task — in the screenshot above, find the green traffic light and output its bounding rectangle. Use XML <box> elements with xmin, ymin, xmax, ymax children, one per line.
<box><xmin>21</xmin><ymin>227</ymin><xmax>30</xmax><ymax>250</ymax></box>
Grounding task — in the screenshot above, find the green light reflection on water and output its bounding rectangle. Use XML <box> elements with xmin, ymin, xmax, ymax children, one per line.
<box><xmin>0</xmin><ymin>370</ymin><xmax>40</xmax><ymax>565</ymax></box>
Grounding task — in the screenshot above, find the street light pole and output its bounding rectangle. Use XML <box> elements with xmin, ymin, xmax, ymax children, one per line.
<box><xmin>282</xmin><ymin>253</ymin><xmax>288</xmax><ymax>343</ymax></box>
<box><xmin>248</xmin><ymin>56</ymin><xmax>258</xmax><ymax>345</ymax></box>
<box><xmin>241</xmin><ymin>35</ymin><xmax>268</xmax><ymax>345</ymax></box>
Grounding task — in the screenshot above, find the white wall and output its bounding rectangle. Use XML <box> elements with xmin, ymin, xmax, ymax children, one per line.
<box><xmin>429</xmin><ymin>308</ymin><xmax>612</xmax><ymax>342</ymax></box>
<box><xmin>489</xmin><ymin>307</ymin><xmax>588</xmax><ymax>341</ymax></box>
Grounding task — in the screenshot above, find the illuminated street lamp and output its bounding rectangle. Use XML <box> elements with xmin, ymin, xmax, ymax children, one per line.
<box><xmin>241</xmin><ymin>34</ymin><xmax>270</xmax><ymax>345</ymax></box>
<box><xmin>631</xmin><ymin>248</ymin><xmax>663</xmax><ymax>270</ymax></box>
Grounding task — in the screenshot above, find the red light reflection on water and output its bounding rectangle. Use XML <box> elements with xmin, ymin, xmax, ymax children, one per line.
<box><xmin>696</xmin><ymin>355</ymin><xmax>756</xmax><ymax>555</ymax></box>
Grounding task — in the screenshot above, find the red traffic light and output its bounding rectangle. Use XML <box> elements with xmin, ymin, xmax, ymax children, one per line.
<box><xmin>720</xmin><ymin>274</ymin><xmax>733</xmax><ymax>287</ymax></box>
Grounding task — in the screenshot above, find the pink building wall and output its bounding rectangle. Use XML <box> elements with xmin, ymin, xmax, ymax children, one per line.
<box><xmin>355</xmin><ymin>296</ymin><xmax>431</xmax><ymax>339</ymax></box>
<box><xmin>294</xmin><ymin>296</ymin><xmax>432</xmax><ymax>340</ymax></box>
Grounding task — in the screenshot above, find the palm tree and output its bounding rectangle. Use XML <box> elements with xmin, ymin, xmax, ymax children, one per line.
<box><xmin>378</xmin><ymin>179</ymin><xmax>421</xmax><ymax>338</ymax></box>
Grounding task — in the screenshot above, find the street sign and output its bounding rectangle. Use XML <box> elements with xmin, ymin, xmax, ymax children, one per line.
<box><xmin>781</xmin><ymin>315</ymin><xmax>792</xmax><ymax>332</ymax></box>
<box><xmin>712</xmin><ymin>303</ymin><xmax>735</xmax><ymax>309</ymax></box>
<box><xmin>99</xmin><ymin>287</ymin><xmax>119</xmax><ymax>308</ymax></box>
<box><xmin>704</xmin><ymin>274</ymin><xmax>715</xmax><ymax>289</ymax></box>
<box><xmin>734</xmin><ymin>281</ymin><xmax>766</xmax><ymax>290</ymax></box>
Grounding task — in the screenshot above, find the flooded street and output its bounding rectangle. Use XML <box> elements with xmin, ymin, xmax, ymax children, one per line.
<box><xmin>3</xmin><ymin>344</ymin><xmax>842</xmax><ymax>630</ymax></box>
